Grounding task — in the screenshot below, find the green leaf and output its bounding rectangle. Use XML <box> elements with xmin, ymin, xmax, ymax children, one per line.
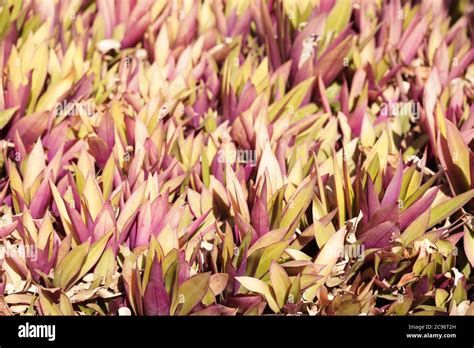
<box><xmin>268</xmin><ymin>78</ymin><xmax>314</xmax><ymax>121</ymax></box>
<box><xmin>325</xmin><ymin>0</ymin><xmax>352</xmax><ymax>35</ymax></box>
<box><xmin>403</xmin><ymin>172</ymin><xmax>440</xmax><ymax>210</ymax></box>
<box><xmin>176</xmin><ymin>272</ymin><xmax>211</xmax><ymax>315</ymax></box>
<box><xmin>248</xmin><ymin>228</ymin><xmax>287</xmax><ymax>256</ymax></box>
<box><xmin>202</xmin><ymin>150</ymin><xmax>210</xmax><ymax>188</ymax></box>
<box><xmin>93</xmin><ymin>247</ymin><xmax>115</xmax><ymax>284</ymax></box>
<box><xmin>78</xmin><ymin>231</ymin><xmax>113</xmax><ymax>280</ymax></box>
<box><xmin>54</xmin><ymin>240</ymin><xmax>90</xmax><ymax>290</ymax></box>
<box><xmin>435</xmin><ymin>288</ymin><xmax>449</xmax><ymax>308</ymax></box>
<box><xmin>280</xmin><ymin>176</ymin><xmax>315</xmax><ymax>230</ymax></box>
<box><xmin>117</xmin><ymin>183</ymin><xmax>145</xmax><ymax>235</ymax></box>
<box><xmin>28</xmin><ymin>42</ymin><xmax>48</xmax><ymax>113</ymax></box>
<box><xmin>314</xmin><ymin>217</ymin><xmax>335</xmax><ymax>249</ymax></box>
<box><xmin>464</xmin><ymin>225</ymin><xmax>474</xmax><ymax>267</ymax></box>
<box><xmin>101</xmin><ymin>154</ymin><xmax>115</xmax><ymax>200</ymax></box>
<box><xmin>304</xmin><ymin>227</ymin><xmax>347</xmax><ymax>301</ymax></box>
<box><xmin>289</xmin><ymin>274</ymin><xmax>301</xmax><ymax>305</ymax></box>
<box><xmin>255</xmin><ymin>240</ymin><xmax>291</xmax><ymax>279</ymax></box>
<box><xmin>36</xmin><ymin>72</ymin><xmax>74</xmax><ymax>111</ymax></box>
<box><xmin>269</xmin><ymin>261</ymin><xmax>291</xmax><ymax>308</ymax></box>
<box><xmin>236</xmin><ymin>276</ymin><xmax>280</xmax><ymax>313</ymax></box>
<box><xmin>401</xmin><ymin>209</ymin><xmax>430</xmax><ymax>246</ymax></box>
<box><xmin>0</xmin><ymin>5</ymin><xmax>11</xmax><ymax>38</ymax></box>
<box><xmin>446</xmin><ymin>120</ymin><xmax>471</xmax><ymax>189</ymax></box>
<box><xmin>453</xmin><ymin>278</ymin><xmax>467</xmax><ymax>305</ymax></box>
<box><xmin>38</xmin><ymin>289</ymin><xmax>63</xmax><ymax>315</ymax></box>
<box><xmin>332</xmin><ymin>152</ymin><xmax>345</xmax><ymax>227</ymax></box>
<box><xmin>0</xmin><ymin>106</ymin><xmax>18</xmax><ymax>129</ymax></box>
<box><xmin>251</xmin><ymin>57</ymin><xmax>269</xmax><ymax>94</ymax></box>
<box><xmin>268</xmin><ymin>186</ymin><xmax>286</xmax><ymax>229</ymax></box>
<box><xmin>428</xmin><ymin>190</ymin><xmax>474</xmax><ymax>228</ymax></box>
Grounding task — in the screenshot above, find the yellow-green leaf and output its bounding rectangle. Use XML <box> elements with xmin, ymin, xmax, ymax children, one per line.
<box><xmin>401</xmin><ymin>209</ymin><xmax>430</xmax><ymax>246</ymax></box>
<box><xmin>78</xmin><ymin>231</ymin><xmax>113</xmax><ymax>280</ymax></box>
<box><xmin>0</xmin><ymin>106</ymin><xmax>18</xmax><ymax>129</ymax></box>
<box><xmin>269</xmin><ymin>261</ymin><xmax>291</xmax><ymax>308</ymax></box>
<box><xmin>176</xmin><ymin>273</ymin><xmax>211</xmax><ymax>315</ymax></box>
<box><xmin>236</xmin><ymin>276</ymin><xmax>280</xmax><ymax>313</ymax></box>
<box><xmin>325</xmin><ymin>0</ymin><xmax>352</xmax><ymax>35</ymax></box>
<box><xmin>54</xmin><ymin>240</ymin><xmax>90</xmax><ymax>290</ymax></box>
<box><xmin>255</xmin><ymin>240</ymin><xmax>291</xmax><ymax>279</ymax></box>
<box><xmin>428</xmin><ymin>190</ymin><xmax>474</xmax><ymax>228</ymax></box>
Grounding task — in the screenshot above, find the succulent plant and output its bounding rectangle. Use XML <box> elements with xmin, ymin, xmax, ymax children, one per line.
<box><xmin>0</xmin><ymin>0</ymin><xmax>473</xmax><ymax>316</ymax></box>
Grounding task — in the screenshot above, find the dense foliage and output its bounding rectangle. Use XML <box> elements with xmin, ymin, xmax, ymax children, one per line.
<box><xmin>0</xmin><ymin>0</ymin><xmax>473</xmax><ymax>316</ymax></box>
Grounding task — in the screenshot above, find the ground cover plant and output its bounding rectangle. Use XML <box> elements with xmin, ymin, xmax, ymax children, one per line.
<box><xmin>0</xmin><ymin>0</ymin><xmax>474</xmax><ymax>316</ymax></box>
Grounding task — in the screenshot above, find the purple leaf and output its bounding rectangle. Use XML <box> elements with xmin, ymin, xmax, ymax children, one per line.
<box><xmin>399</xmin><ymin>187</ymin><xmax>438</xmax><ymax>230</ymax></box>
<box><xmin>361</xmin><ymin>221</ymin><xmax>399</xmax><ymax>249</ymax></box>
<box><xmin>251</xmin><ymin>194</ymin><xmax>269</xmax><ymax>237</ymax></box>
<box><xmin>381</xmin><ymin>156</ymin><xmax>403</xmax><ymax>208</ymax></box>
<box><xmin>143</xmin><ymin>258</ymin><xmax>170</xmax><ymax>316</ymax></box>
